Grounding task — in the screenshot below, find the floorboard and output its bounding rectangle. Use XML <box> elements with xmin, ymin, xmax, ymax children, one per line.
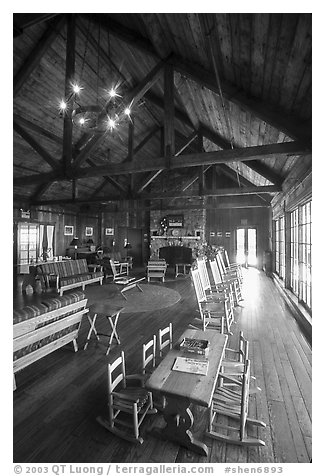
<box><xmin>13</xmin><ymin>268</ymin><xmax>312</xmax><ymax>463</ymax></box>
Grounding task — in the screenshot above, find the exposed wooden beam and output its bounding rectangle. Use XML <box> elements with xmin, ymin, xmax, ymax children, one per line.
<box><xmin>14</xmin><ymin>141</ymin><xmax>309</xmax><ymax>186</ymax></box>
<box><xmin>145</xmin><ymin>94</ymin><xmax>282</xmax><ymax>187</ymax></box>
<box><xmin>89</xmin><ymin>127</ymin><xmax>159</xmax><ymax>198</ymax></box>
<box><xmin>200</xmin><ymin>124</ymin><xmax>284</xmax><ymax>186</ymax></box>
<box><xmin>13</xmin><ymin>114</ymin><xmax>62</xmax><ymax>144</ymax></box>
<box><xmin>30</xmin><ymin>182</ymin><xmax>53</xmax><ymax>202</ymax></box>
<box><xmin>136</xmin><ymin>130</ymin><xmax>198</xmax><ymax>194</ymax></box>
<box><xmin>62</xmin><ymin>14</ymin><xmax>76</xmax><ymax>174</ymax></box>
<box><xmin>31</xmin><ymin>185</ymin><xmax>278</xmax><ymax>206</ymax></box>
<box><xmin>13</xmin><ymin>121</ymin><xmax>61</xmax><ymax>170</ymax></box>
<box><xmin>139</xmin><ymin>185</ymin><xmax>279</xmax><ymax>201</ymax></box>
<box><xmin>13</xmin><ymin>15</ymin><xmax>64</xmax><ymax>97</ymax></box>
<box><xmin>164</xmin><ymin>63</ymin><xmax>175</xmax><ymax>163</ymax></box>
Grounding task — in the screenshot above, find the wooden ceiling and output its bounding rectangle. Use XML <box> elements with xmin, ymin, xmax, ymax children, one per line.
<box><xmin>13</xmin><ymin>13</ymin><xmax>312</xmax><ymax>211</ymax></box>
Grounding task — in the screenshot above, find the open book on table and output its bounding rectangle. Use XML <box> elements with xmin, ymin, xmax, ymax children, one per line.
<box><xmin>172</xmin><ymin>356</ymin><xmax>209</xmax><ymax>376</ymax></box>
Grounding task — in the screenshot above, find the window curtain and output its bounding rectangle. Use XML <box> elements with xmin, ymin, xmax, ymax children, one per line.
<box><xmin>39</xmin><ymin>225</ymin><xmax>44</xmax><ymax>260</ymax></box>
<box><xmin>47</xmin><ymin>225</ymin><xmax>54</xmax><ymax>260</ymax></box>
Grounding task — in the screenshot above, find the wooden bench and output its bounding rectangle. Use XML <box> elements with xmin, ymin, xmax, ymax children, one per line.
<box><xmin>147</xmin><ymin>259</ymin><xmax>168</xmax><ymax>282</ymax></box>
<box><xmin>36</xmin><ymin>258</ymin><xmax>104</xmax><ymax>296</ymax></box>
<box><xmin>13</xmin><ymin>291</ymin><xmax>88</xmax><ymax>390</ymax></box>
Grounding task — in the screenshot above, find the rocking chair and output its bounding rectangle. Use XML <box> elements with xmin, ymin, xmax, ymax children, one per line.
<box><xmin>97</xmin><ymin>351</ymin><xmax>157</xmax><ymax>444</ymax></box>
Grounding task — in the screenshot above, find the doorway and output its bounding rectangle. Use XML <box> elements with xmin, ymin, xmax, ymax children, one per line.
<box><xmin>236</xmin><ymin>227</ymin><xmax>257</xmax><ymax>267</ymax></box>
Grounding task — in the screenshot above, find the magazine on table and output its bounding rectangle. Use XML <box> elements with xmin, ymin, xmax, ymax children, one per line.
<box><xmin>172</xmin><ymin>356</ymin><xmax>209</xmax><ymax>376</ymax></box>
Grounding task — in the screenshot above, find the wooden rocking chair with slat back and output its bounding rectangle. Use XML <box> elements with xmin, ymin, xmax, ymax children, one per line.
<box><xmin>207</xmin><ymin>359</ymin><xmax>266</xmax><ymax>447</ymax></box>
<box><xmin>197</xmin><ymin>258</ymin><xmax>235</xmax><ymax>330</ymax></box>
<box><xmin>190</xmin><ymin>268</ymin><xmax>226</xmax><ymax>333</ymax></box>
<box><xmin>97</xmin><ymin>351</ymin><xmax>157</xmax><ymax>444</ymax></box>
<box><xmin>219</xmin><ymin>331</ymin><xmax>261</xmax><ymax>395</ymax></box>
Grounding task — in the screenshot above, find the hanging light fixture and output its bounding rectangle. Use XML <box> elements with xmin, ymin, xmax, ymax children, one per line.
<box><xmin>58</xmin><ymin>22</ymin><xmax>133</xmax><ymax>133</ymax></box>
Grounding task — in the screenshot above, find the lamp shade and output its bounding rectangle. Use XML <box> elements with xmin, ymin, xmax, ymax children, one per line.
<box><xmin>86</xmin><ymin>238</ymin><xmax>94</xmax><ymax>244</ymax></box>
<box><xmin>70</xmin><ymin>237</ymin><xmax>79</xmax><ymax>247</ymax></box>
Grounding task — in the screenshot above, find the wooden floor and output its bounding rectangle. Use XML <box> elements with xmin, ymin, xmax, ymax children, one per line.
<box><xmin>13</xmin><ymin>268</ymin><xmax>312</xmax><ymax>463</ymax></box>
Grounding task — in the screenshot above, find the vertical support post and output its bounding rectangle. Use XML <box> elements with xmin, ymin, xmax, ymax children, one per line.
<box><xmin>127</xmin><ymin>116</ymin><xmax>135</xmax><ymax>194</ymax></box>
<box><xmin>62</xmin><ymin>14</ymin><xmax>76</xmax><ymax>178</ymax></box>
<box><xmin>197</xmin><ymin>131</ymin><xmax>204</xmax><ymax>196</ymax></box>
<box><xmin>164</xmin><ymin>63</ymin><xmax>175</xmax><ymax>168</ymax></box>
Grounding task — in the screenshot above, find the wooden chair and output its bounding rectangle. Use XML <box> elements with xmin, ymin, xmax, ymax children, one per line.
<box><xmin>110</xmin><ymin>259</ymin><xmax>129</xmax><ymax>280</ymax></box>
<box><xmin>220</xmin><ymin>332</ymin><xmax>261</xmax><ymax>394</ymax></box>
<box><xmin>190</xmin><ymin>268</ymin><xmax>226</xmax><ymax>333</ymax></box>
<box><xmin>213</xmin><ymin>257</ymin><xmax>243</xmax><ymax>305</ymax></box>
<box><xmin>207</xmin><ymin>359</ymin><xmax>266</xmax><ymax>447</ymax></box>
<box><xmin>97</xmin><ymin>351</ymin><xmax>157</xmax><ymax>444</ymax></box>
<box><xmin>223</xmin><ymin>249</ymin><xmax>243</xmax><ymax>282</ymax></box>
<box><xmin>147</xmin><ymin>259</ymin><xmax>167</xmax><ymax>282</ymax></box>
<box><xmin>126</xmin><ymin>335</ymin><xmax>157</xmax><ymax>387</ymax></box>
<box><xmin>216</xmin><ymin>252</ymin><xmax>242</xmax><ymax>286</ymax></box>
<box><xmin>158</xmin><ymin>323</ymin><xmax>173</xmax><ymax>358</ymax></box>
<box><xmin>197</xmin><ymin>258</ymin><xmax>235</xmax><ymax>325</ymax></box>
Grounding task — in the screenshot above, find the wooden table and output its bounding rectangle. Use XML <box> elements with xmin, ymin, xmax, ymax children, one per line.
<box><xmin>146</xmin><ymin>328</ymin><xmax>228</xmax><ymax>456</ymax></box>
<box><xmin>83</xmin><ymin>303</ymin><xmax>124</xmax><ymax>355</ymax></box>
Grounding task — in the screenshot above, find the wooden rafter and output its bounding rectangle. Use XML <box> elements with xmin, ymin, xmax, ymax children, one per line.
<box><xmin>13</xmin><ymin>121</ymin><xmax>61</xmax><ymax>170</ymax></box>
<box><xmin>31</xmin><ymin>185</ymin><xmax>279</xmax><ymax>206</ymax></box>
<box><xmin>13</xmin><ymin>15</ymin><xmax>64</xmax><ymax>97</ymax></box>
<box><xmin>136</xmin><ymin>130</ymin><xmax>198</xmax><ymax>194</ymax></box>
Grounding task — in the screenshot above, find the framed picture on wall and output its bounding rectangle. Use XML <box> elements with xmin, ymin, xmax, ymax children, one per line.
<box><xmin>105</xmin><ymin>228</ymin><xmax>114</xmax><ymax>236</ymax></box>
<box><xmin>167</xmin><ymin>214</ymin><xmax>184</xmax><ymax>227</ymax></box>
<box><xmin>85</xmin><ymin>227</ymin><xmax>93</xmax><ymax>236</ymax></box>
<box><xmin>64</xmin><ymin>225</ymin><xmax>74</xmax><ymax>236</ymax></box>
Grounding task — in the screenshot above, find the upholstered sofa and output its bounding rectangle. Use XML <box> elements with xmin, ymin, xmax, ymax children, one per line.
<box><xmin>13</xmin><ymin>290</ymin><xmax>88</xmax><ymax>390</ymax></box>
<box><xmin>36</xmin><ymin>258</ymin><xmax>104</xmax><ymax>296</ymax></box>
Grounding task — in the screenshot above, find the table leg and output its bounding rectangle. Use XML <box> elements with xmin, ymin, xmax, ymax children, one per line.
<box><xmin>106</xmin><ymin>312</ymin><xmax>121</xmax><ymax>355</ymax></box>
<box><xmin>84</xmin><ymin>313</ymin><xmax>99</xmax><ymax>350</ymax></box>
<box><xmin>151</xmin><ymin>395</ymin><xmax>208</xmax><ymax>456</ymax></box>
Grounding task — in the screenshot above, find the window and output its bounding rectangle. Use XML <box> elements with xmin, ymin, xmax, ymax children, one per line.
<box><xmin>275</xmin><ymin>216</ymin><xmax>285</xmax><ymax>279</ymax></box>
<box><xmin>298</xmin><ymin>201</ymin><xmax>312</xmax><ymax>310</ymax></box>
<box><xmin>18</xmin><ymin>223</ymin><xmax>39</xmax><ymax>273</ymax></box>
<box><xmin>290</xmin><ymin>201</ymin><xmax>312</xmax><ymax>311</ymax></box>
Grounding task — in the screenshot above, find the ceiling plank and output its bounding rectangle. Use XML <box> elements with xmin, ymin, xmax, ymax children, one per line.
<box><xmin>13</xmin><ymin>121</ymin><xmax>61</xmax><ymax>170</ymax></box>
<box><xmin>97</xmin><ymin>16</ymin><xmax>310</xmax><ymax>141</ymax></box>
<box><xmin>14</xmin><ymin>141</ymin><xmax>309</xmax><ymax>186</ymax></box>
<box><xmin>13</xmin><ymin>15</ymin><xmax>65</xmax><ymax>97</ymax></box>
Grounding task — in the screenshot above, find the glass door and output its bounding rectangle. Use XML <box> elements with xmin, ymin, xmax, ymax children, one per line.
<box><xmin>236</xmin><ymin>227</ymin><xmax>257</xmax><ymax>267</ymax></box>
